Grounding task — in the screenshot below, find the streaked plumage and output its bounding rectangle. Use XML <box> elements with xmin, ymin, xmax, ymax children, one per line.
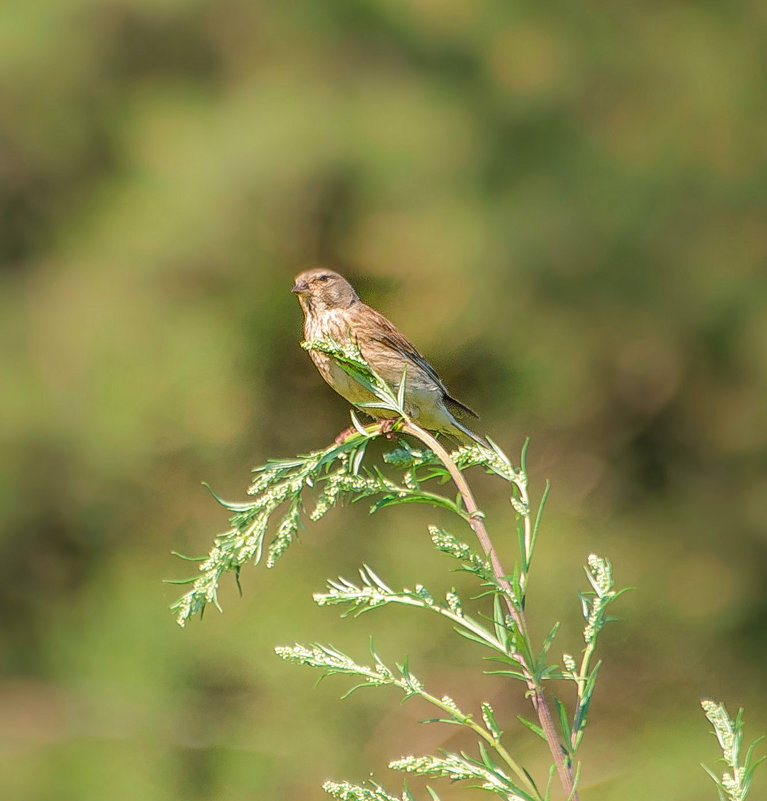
<box><xmin>292</xmin><ymin>268</ymin><xmax>485</xmax><ymax>446</ymax></box>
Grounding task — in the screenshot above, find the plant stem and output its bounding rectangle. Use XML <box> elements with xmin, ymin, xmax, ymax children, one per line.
<box><xmin>399</xmin><ymin>421</ymin><xmax>579</xmax><ymax>801</ymax></box>
<box><xmin>401</xmin><ymin>424</ymin><xmax>517</xmax><ymax>614</ymax></box>
<box><xmin>516</xmin><ymin>477</ymin><xmax>532</xmax><ymax>597</ymax></box>
<box><xmin>572</xmin><ymin>641</ymin><xmax>597</xmax><ymax>748</ymax></box>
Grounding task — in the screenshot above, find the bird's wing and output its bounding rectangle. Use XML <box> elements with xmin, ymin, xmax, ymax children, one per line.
<box><xmin>358</xmin><ymin>305</ymin><xmax>479</xmax><ymax>420</ymax></box>
<box><xmin>359</xmin><ymin>306</ymin><xmax>447</xmax><ymax>386</ymax></box>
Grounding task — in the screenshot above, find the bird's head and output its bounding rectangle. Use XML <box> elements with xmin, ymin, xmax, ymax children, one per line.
<box><xmin>291</xmin><ymin>268</ymin><xmax>359</xmax><ymax>312</ymax></box>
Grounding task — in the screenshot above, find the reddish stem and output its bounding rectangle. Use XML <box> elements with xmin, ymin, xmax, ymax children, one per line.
<box><xmin>396</xmin><ymin>422</ymin><xmax>578</xmax><ymax>800</ymax></box>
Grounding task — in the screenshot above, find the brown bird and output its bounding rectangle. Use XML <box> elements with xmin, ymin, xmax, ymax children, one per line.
<box><xmin>292</xmin><ymin>268</ymin><xmax>486</xmax><ymax>446</ymax></box>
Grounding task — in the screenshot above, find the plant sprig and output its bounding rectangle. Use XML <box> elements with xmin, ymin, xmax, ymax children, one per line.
<box><xmin>169</xmin><ymin>430</ymin><xmax>505</xmax><ymax>626</ymax></box>
<box><xmin>276</xmin><ymin>640</ymin><xmax>540</xmax><ymax>800</ymax></box>
<box><xmin>173</xmin><ymin>336</ymin><xmax>765</xmax><ymax>800</ymax></box>
<box><xmin>701</xmin><ymin>700</ymin><xmax>765</xmax><ymax>801</ymax></box>
<box><xmin>171</xmin><ymin>337</ymin><xmax>629</xmax><ymax>800</ymax></box>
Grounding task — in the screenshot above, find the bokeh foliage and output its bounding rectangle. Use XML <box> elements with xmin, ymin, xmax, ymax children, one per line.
<box><xmin>0</xmin><ymin>1</ymin><xmax>765</xmax><ymax>799</ymax></box>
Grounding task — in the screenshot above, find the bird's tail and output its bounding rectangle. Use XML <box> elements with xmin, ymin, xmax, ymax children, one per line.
<box><xmin>443</xmin><ymin>394</ymin><xmax>487</xmax><ymax>447</ymax></box>
<box><xmin>450</xmin><ymin>418</ymin><xmax>489</xmax><ymax>449</ymax></box>
<box><xmin>444</xmin><ymin>394</ymin><xmax>479</xmax><ymax>420</ymax></box>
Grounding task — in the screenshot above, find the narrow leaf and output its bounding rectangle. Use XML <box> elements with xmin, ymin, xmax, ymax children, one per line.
<box><xmin>518</xmin><ymin>715</ymin><xmax>546</xmax><ymax>740</ymax></box>
<box><xmin>397</xmin><ymin>365</ymin><xmax>408</xmax><ymax>411</ymax></box>
<box><xmin>553</xmin><ymin>694</ymin><xmax>572</xmax><ymax>749</ymax></box>
<box><xmin>201</xmin><ymin>483</ymin><xmax>254</xmax><ymax>511</ymax></box>
<box><xmin>170</xmin><ymin>551</ymin><xmax>207</xmax><ymax>562</ymax></box>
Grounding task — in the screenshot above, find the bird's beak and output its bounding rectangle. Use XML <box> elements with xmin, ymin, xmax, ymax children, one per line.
<box><xmin>291</xmin><ymin>279</ymin><xmax>309</xmax><ymax>294</ymax></box>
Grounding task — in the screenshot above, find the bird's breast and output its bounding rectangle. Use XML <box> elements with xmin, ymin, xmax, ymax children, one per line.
<box><xmin>304</xmin><ymin>308</ymin><xmax>378</xmax><ymax>407</ymax></box>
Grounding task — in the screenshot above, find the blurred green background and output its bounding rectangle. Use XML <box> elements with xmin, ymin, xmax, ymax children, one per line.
<box><xmin>1</xmin><ymin>1</ymin><xmax>766</xmax><ymax>799</ymax></box>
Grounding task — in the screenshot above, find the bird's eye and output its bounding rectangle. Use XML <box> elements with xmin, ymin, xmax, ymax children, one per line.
<box><xmin>318</xmin><ymin>274</ymin><xmax>330</xmax><ymax>282</ymax></box>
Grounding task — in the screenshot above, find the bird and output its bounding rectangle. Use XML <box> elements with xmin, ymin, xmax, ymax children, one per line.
<box><xmin>292</xmin><ymin>268</ymin><xmax>486</xmax><ymax>447</ymax></box>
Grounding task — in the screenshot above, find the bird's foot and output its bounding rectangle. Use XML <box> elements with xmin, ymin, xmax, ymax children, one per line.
<box><xmin>334</xmin><ymin>418</ymin><xmax>401</xmax><ymax>445</ymax></box>
<box><xmin>378</xmin><ymin>418</ymin><xmax>401</xmax><ymax>439</ymax></box>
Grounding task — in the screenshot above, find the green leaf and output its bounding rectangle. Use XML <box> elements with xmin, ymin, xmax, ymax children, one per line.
<box><xmin>453</xmin><ymin>627</ymin><xmax>496</xmax><ymax>649</ymax></box>
<box><xmin>535</xmin><ymin>622</ymin><xmax>560</xmax><ymax>676</ymax></box>
<box><xmin>700</xmin><ymin>764</ymin><xmax>728</xmax><ymax>800</ymax></box>
<box><xmin>520</xmin><ymin>437</ymin><xmax>530</xmax><ymax>473</ymax></box>
<box><xmin>553</xmin><ymin>695</ymin><xmax>572</xmax><ymax>751</ymax></box>
<box><xmin>530</xmin><ymin>479</ymin><xmax>550</xmax><ymax>564</ymax></box>
<box><xmin>369</xmin><ymin>493</ymin><xmax>461</xmax><ymax>516</ymax></box>
<box><xmin>566</xmin><ymin>762</ymin><xmax>582</xmax><ymax>801</ymax></box>
<box><xmin>492</xmin><ymin>593</ymin><xmax>508</xmax><ymax>651</ymax></box>
<box><xmin>396</xmin><ymin>365</ymin><xmax>408</xmax><ymax>410</ymax></box>
<box><xmin>486</xmin><ymin>668</ymin><xmax>529</xmax><ymax>682</ymax></box>
<box><xmin>349</xmin><ymin>410</ymin><xmax>372</xmax><ymax>439</ymax></box>
<box><xmin>518</xmin><ymin>715</ymin><xmax>546</xmax><ymax>741</ymax></box>
<box><xmin>201</xmin><ymin>482</ymin><xmax>255</xmax><ymax>511</ymax></box>
<box><xmin>169</xmin><ymin>551</ymin><xmax>207</xmax><ymax>562</ymax></box>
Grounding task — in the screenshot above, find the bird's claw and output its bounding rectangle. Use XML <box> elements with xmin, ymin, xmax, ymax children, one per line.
<box><xmin>378</xmin><ymin>418</ymin><xmax>400</xmax><ymax>439</ymax></box>
<box><xmin>334</xmin><ymin>418</ymin><xmax>400</xmax><ymax>444</ymax></box>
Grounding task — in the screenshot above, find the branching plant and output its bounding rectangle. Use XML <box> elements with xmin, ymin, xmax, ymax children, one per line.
<box><xmin>170</xmin><ymin>338</ymin><xmax>763</xmax><ymax>800</ymax></box>
<box><xmin>701</xmin><ymin>700</ymin><xmax>765</xmax><ymax>801</ymax></box>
